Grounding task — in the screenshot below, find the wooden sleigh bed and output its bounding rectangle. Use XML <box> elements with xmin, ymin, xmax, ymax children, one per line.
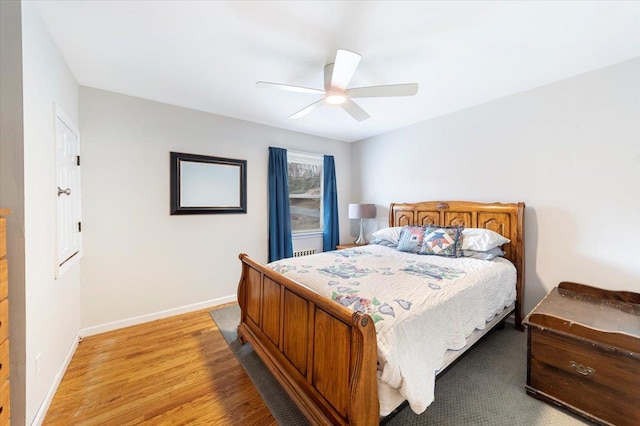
<box><xmin>237</xmin><ymin>200</ymin><xmax>525</xmax><ymax>425</ymax></box>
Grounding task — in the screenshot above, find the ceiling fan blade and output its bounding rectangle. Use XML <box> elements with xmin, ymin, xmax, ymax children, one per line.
<box><xmin>347</xmin><ymin>83</ymin><xmax>419</xmax><ymax>98</ymax></box>
<box><xmin>289</xmin><ymin>98</ymin><xmax>324</xmax><ymax>119</ymax></box>
<box><xmin>330</xmin><ymin>49</ymin><xmax>361</xmax><ymax>90</ymax></box>
<box><xmin>341</xmin><ymin>99</ymin><xmax>370</xmax><ymax>121</ymax></box>
<box><xmin>324</xmin><ymin>63</ymin><xmax>333</xmax><ymax>92</ymax></box>
<box><xmin>256</xmin><ymin>81</ymin><xmax>325</xmax><ymax>95</ymax></box>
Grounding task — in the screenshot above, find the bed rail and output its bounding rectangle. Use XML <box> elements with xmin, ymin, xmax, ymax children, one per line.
<box><xmin>237</xmin><ymin>253</ymin><xmax>379</xmax><ymax>425</ymax></box>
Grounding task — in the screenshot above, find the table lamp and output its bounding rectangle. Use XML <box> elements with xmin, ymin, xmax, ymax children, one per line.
<box><xmin>348</xmin><ymin>203</ymin><xmax>376</xmax><ymax>245</ymax></box>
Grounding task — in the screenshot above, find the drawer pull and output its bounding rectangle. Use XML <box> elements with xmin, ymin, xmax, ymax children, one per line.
<box><xmin>569</xmin><ymin>361</ymin><xmax>595</xmax><ymax>376</ymax></box>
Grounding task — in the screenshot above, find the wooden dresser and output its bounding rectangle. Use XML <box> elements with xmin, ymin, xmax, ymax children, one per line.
<box><xmin>0</xmin><ymin>209</ymin><xmax>10</xmax><ymax>425</ymax></box>
<box><xmin>524</xmin><ymin>282</ymin><xmax>640</xmax><ymax>426</ymax></box>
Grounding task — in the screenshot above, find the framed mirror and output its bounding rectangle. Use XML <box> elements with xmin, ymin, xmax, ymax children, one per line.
<box><xmin>170</xmin><ymin>151</ymin><xmax>247</xmax><ymax>215</ymax></box>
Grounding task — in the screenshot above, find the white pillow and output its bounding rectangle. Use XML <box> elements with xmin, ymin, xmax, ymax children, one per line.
<box><xmin>461</xmin><ymin>228</ymin><xmax>510</xmax><ymax>251</ymax></box>
<box><xmin>370</xmin><ymin>226</ymin><xmax>403</xmax><ymax>247</ymax></box>
<box><xmin>462</xmin><ymin>247</ymin><xmax>505</xmax><ymax>260</ymax></box>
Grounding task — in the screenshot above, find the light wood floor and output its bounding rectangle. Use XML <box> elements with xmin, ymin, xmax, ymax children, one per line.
<box><xmin>43</xmin><ymin>306</ymin><xmax>276</xmax><ymax>426</ymax></box>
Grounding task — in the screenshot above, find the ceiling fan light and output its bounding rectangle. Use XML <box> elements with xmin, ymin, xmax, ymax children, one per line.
<box><xmin>325</xmin><ymin>93</ymin><xmax>346</xmax><ymax>105</ymax></box>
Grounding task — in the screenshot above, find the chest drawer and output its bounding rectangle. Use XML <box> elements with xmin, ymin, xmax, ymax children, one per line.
<box><xmin>0</xmin><ymin>258</ymin><xmax>7</xmax><ymax>301</ymax></box>
<box><xmin>0</xmin><ymin>379</ymin><xmax>9</xmax><ymax>426</ymax></box>
<box><xmin>0</xmin><ymin>299</ymin><xmax>7</xmax><ymax>344</ymax></box>
<box><xmin>0</xmin><ymin>217</ymin><xmax>6</xmax><ymax>258</ymax></box>
<box><xmin>0</xmin><ymin>299</ymin><xmax>7</xmax><ymax>343</ymax></box>
<box><xmin>529</xmin><ymin>328</ymin><xmax>640</xmax><ymax>426</ymax></box>
<box><xmin>0</xmin><ymin>338</ymin><xmax>8</xmax><ymax>384</ymax></box>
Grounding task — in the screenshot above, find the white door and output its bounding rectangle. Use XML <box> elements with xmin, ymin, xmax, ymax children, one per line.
<box><xmin>56</xmin><ymin>113</ymin><xmax>81</xmax><ymax>271</ymax></box>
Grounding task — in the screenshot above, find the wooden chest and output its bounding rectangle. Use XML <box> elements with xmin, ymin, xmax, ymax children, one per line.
<box><xmin>0</xmin><ymin>210</ymin><xmax>9</xmax><ymax>425</ymax></box>
<box><xmin>524</xmin><ymin>282</ymin><xmax>640</xmax><ymax>426</ymax></box>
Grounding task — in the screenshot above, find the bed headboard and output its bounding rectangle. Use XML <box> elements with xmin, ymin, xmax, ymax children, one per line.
<box><xmin>389</xmin><ymin>200</ymin><xmax>526</xmax><ymax>330</ymax></box>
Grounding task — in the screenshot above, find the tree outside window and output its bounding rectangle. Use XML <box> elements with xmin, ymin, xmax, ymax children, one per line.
<box><xmin>288</xmin><ymin>152</ymin><xmax>323</xmax><ymax>233</ymax></box>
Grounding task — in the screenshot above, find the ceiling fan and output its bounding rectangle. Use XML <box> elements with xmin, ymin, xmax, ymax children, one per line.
<box><xmin>256</xmin><ymin>49</ymin><xmax>419</xmax><ymax>121</ymax></box>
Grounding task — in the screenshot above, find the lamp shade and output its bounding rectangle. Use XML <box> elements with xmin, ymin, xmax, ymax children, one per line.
<box><xmin>348</xmin><ymin>203</ymin><xmax>376</xmax><ymax>219</ymax></box>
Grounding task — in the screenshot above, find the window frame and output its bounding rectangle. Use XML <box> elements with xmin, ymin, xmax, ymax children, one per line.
<box><xmin>287</xmin><ymin>151</ymin><xmax>324</xmax><ymax>236</ymax></box>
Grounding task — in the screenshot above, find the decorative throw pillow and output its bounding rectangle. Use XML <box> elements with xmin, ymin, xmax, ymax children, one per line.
<box><xmin>396</xmin><ymin>226</ymin><xmax>426</xmax><ymax>254</ymax></box>
<box><xmin>461</xmin><ymin>228</ymin><xmax>510</xmax><ymax>251</ymax></box>
<box><xmin>370</xmin><ymin>227</ymin><xmax>403</xmax><ymax>247</ymax></box>
<box><xmin>419</xmin><ymin>226</ymin><xmax>464</xmax><ymax>257</ymax></box>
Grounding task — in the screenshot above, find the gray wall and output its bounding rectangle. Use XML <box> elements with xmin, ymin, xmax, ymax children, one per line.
<box><xmin>351</xmin><ymin>58</ymin><xmax>640</xmax><ymax>315</ymax></box>
<box><xmin>79</xmin><ymin>87</ymin><xmax>352</xmax><ymax>329</ymax></box>
<box><xmin>1</xmin><ymin>1</ymin><xmax>82</xmax><ymax>424</ymax></box>
<box><xmin>0</xmin><ymin>1</ymin><xmax>25</xmax><ymax>423</ymax></box>
<box><xmin>21</xmin><ymin>1</ymin><xmax>82</xmax><ymax>423</ymax></box>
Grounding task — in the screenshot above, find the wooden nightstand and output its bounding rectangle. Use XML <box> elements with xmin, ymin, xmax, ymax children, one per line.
<box><xmin>523</xmin><ymin>282</ymin><xmax>640</xmax><ymax>426</ymax></box>
<box><xmin>335</xmin><ymin>243</ymin><xmax>362</xmax><ymax>250</ymax></box>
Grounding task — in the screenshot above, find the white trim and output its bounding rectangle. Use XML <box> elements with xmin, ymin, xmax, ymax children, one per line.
<box><xmin>292</xmin><ymin>230</ymin><xmax>323</xmax><ymax>238</ymax></box>
<box><xmin>287</xmin><ymin>150</ymin><xmax>323</xmax><ymax>165</ymax></box>
<box><xmin>79</xmin><ymin>295</ymin><xmax>237</xmax><ymax>337</ymax></box>
<box><xmin>289</xmin><ymin>194</ymin><xmax>321</xmax><ymax>199</ymax></box>
<box><xmin>31</xmin><ymin>335</ymin><xmax>80</xmax><ymax>426</ymax></box>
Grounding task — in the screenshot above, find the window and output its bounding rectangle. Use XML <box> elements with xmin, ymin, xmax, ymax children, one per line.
<box><xmin>287</xmin><ymin>152</ymin><xmax>323</xmax><ymax>234</ymax></box>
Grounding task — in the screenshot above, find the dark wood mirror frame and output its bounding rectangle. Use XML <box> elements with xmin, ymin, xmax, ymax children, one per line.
<box><xmin>170</xmin><ymin>151</ymin><xmax>247</xmax><ymax>215</ymax></box>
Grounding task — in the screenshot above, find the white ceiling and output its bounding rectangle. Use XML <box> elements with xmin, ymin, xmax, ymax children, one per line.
<box><xmin>34</xmin><ymin>1</ymin><xmax>640</xmax><ymax>142</ymax></box>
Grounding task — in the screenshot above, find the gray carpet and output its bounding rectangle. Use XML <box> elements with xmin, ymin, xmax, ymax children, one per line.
<box><xmin>210</xmin><ymin>305</ymin><xmax>590</xmax><ymax>425</ymax></box>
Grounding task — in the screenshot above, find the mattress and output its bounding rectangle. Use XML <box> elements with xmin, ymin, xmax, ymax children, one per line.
<box><xmin>268</xmin><ymin>244</ymin><xmax>517</xmax><ymax>415</ymax></box>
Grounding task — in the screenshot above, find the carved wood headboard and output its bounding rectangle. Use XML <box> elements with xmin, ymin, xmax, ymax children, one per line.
<box><xmin>389</xmin><ymin>200</ymin><xmax>526</xmax><ymax>329</ymax></box>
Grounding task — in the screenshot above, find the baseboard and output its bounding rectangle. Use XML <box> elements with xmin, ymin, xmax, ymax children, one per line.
<box><xmin>79</xmin><ymin>295</ymin><xmax>237</xmax><ymax>338</ymax></box>
<box><xmin>31</xmin><ymin>334</ymin><xmax>80</xmax><ymax>426</ymax></box>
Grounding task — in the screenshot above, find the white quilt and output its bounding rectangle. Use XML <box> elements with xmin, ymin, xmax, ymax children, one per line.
<box><xmin>268</xmin><ymin>244</ymin><xmax>516</xmax><ymax>415</ymax></box>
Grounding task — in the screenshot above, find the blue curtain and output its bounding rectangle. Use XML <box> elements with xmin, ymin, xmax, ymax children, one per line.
<box><xmin>323</xmin><ymin>155</ymin><xmax>339</xmax><ymax>251</ymax></box>
<box><xmin>268</xmin><ymin>147</ymin><xmax>293</xmax><ymax>262</ymax></box>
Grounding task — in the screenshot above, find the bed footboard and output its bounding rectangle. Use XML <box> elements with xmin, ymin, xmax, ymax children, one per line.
<box><xmin>237</xmin><ymin>253</ymin><xmax>379</xmax><ymax>425</ymax></box>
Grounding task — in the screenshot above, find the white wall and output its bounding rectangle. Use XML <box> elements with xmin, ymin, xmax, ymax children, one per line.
<box><xmin>79</xmin><ymin>87</ymin><xmax>352</xmax><ymax>329</ymax></box>
<box><xmin>20</xmin><ymin>1</ymin><xmax>82</xmax><ymax>424</ymax></box>
<box><xmin>351</xmin><ymin>58</ymin><xmax>640</xmax><ymax>316</ymax></box>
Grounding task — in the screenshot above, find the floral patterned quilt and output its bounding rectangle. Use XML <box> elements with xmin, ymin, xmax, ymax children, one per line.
<box><xmin>268</xmin><ymin>244</ymin><xmax>516</xmax><ymax>415</ymax></box>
